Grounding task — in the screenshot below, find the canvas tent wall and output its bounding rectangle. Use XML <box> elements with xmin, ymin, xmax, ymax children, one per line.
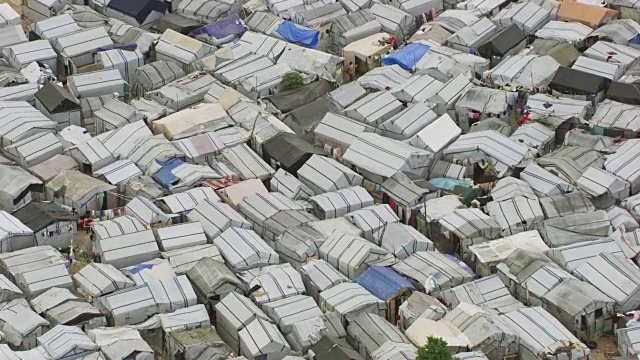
<box><xmin>319</xmin><ymin>232</ymin><xmax>395</xmax><ymax>279</ymax></box>
<box><xmin>297</xmin><ymin>155</ymin><xmax>363</xmax><ymax>196</ymax></box>
<box><xmin>489</xmin><ymin>55</ymin><xmax>560</xmax><ymax>90</ymax></box>
<box><xmin>130</xmin><ymin>61</ymin><xmax>185</xmax><ymax>98</ymax></box>
<box><xmin>0</xmin><ymin>4</ymin><xmax>20</xmax><ymax>26</ymax></box>
<box><xmin>357</xmin><ymin>65</ymin><xmax>411</xmax><ymax>92</ymax></box>
<box><xmin>546</xmin><ymin>237</ymin><xmax>624</xmax><ymax>272</ymax></box>
<box><xmin>549</xmin><ymin>67</ymin><xmax>610</xmax><ymax>105</ymax></box>
<box><xmin>299</xmin><ymin>259</ymin><xmax>349</xmax><ymax>302</ymax></box>
<box><xmin>29</xmin><ymin>14</ymin><xmax>80</xmax><ymax>40</ymax></box>
<box><xmin>572</xmin><ymin>56</ymin><xmax>624</xmax><ymax>81</ymax></box>
<box><xmin>34</xmin><ymin>83</ymin><xmax>81</xmax><ymax>130</ymax></box>
<box><xmin>331</xmin><ymin>10</ymin><xmax>381</xmax><ymax>48</ymax></box>
<box><xmin>0</xmin><ymin>165</ymin><xmax>42</xmax><ymax>212</ymax></box>
<box><xmin>45</xmin><ymin>170</ymin><xmax>115</xmax><ymax>212</ymax></box>
<box><xmin>0</xmin><ymin>25</ymin><xmax>27</xmax><ymax>52</ymax></box>
<box><xmin>145</xmin><ymin>73</ymin><xmax>218</xmax><ymax>111</ymax></box>
<box><xmin>370</xmin><ymin>4</ymin><xmax>415</xmax><ymax>42</ymax></box>
<box><xmin>52</xmin><ymin>27</ymin><xmax>113</xmax><ymax>77</ymax></box>
<box><xmin>95</xmin><ymin>230</ymin><xmax>160</xmax><ymax>269</ymax></box>
<box><xmin>535</xmin><ymin>20</ymin><xmax>593</xmax><ymax>47</ymax></box>
<box><xmin>73</xmin><ymin>263</ymin><xmax>134</xmax><ymax>297</ymax></box>
<box><xmin>447</xmin><ymin>17</ymin><xmax>499</xmax><ymax>52</ymax></box>
<box><xmin>187</xmin><ymin>199</ymin><xmax>251</xmax><ymax>240</ymax></box>
<box><xmin>540</xmin><ymin>210</ymin><xmax>611</xmax><ymax>248</ymax></box>
<box><xmin>220</xmin><ymin>144</ymin><xmax>275</xmax><ymax>181</ymax></box>
<box><xmin>577</xmin><ymin>166</ymin><xmax>630</xmax><ymax>208</ymax></box>
<box><xmin>309</xmin><ymin>186</ymin><xmax>374</xmax><ymax>220</ymax></box>
<box><xmin>346</xmin><ymin>312</ymin><xmax>411</xmax><ymax>360</ymax></box>
<box><xmin>605</xmin><ymin>139</ymin><xmax>640</xmax><ymax>194</ymax></box>
<box><xmin>213</xmin><ymin>227</ymin><xmax>279</xmax><ymax>271</ymax></box>
<box><xmin>68</xmin><ymin>70</ymin><xmax>126</xmax><ymax>101</ymax></box>
<box><xmin>437</xmin><ymin>208</ymin><xmax>501</xmax><ymax>256</ymax></box>
<box><xmin>155</xmin><ymin>30</ymin><xmax>215</xmax><ymax>74</ymax></box>
<box><xmin>215</xmin><ymin>292</ymin><xmax>271</xmax><ymax>353</ymax></box>
<box><xmin>344</xmin><ymin>91</ymin><xmax>403</xmax><ymax>128</ymax></box>
<box><xmin>319</xmin><ymin>282</ymin><xmax>386</xmax><ymax>324</ymax></box>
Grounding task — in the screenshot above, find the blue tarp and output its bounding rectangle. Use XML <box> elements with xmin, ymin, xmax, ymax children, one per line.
<box><xmin>107</xmin><ymin>0</ymin><xmax>168</xmax><ymax>25</ymax></box>
<box><xmin>188</xmin><ymin>14</ymin><xmax>247</xmax><ymax>40</ymax></box>
<box><xmin>355</xmin><ymin>266</ymin><xmax>415</xmax><ymax>301</ymax></box>
<box><xmin>380</xmin><ymin>43</ymin><xmax>430</xmax><ymax>71</ymax></box>
<box><xmin>429</xmin><ymin>178</ymin><xmax>469</xmax><ymax>190</ymax></box>
<box><xmin>152</xmin><ymin>158</ymin><xmax>184</xmax><ymax>189</ymax></box>
<box><xmin>275</xmin><ymin>21</ymin><xmax>319</xmax><ymax>48</ymax></box>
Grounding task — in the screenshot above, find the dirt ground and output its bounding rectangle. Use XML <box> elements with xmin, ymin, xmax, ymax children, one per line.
<box><xmin>7</xmin><ymin>0</ymin><xmax>33</xmax><ymax>31</ymax></box>
<box><xmin>592</xmin><ymin>335</ymin><xmax>618</xmax><ymax>360</ymax></box>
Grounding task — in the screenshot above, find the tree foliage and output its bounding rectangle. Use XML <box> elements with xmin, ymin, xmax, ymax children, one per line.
<box><xmin>282</xmin><ymin>72</ymin><xmax>305</xmax><ymax>90</ymax></box>
<box><xmin>416</xmin><ymin>337</ymin><xmax>453</xmax><ymax>360</ymax></box>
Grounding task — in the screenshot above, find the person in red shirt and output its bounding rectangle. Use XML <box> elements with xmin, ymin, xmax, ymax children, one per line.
<box><xmin>389</xmin><ymin>35</ymin><xmax>398</xmax><ymax>50</ymax></box>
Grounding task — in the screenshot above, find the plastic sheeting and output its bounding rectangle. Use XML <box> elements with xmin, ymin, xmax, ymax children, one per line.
<box><xmin>276</xmin><ymin>21</ymin><xmax>319</xmax><ymax>48</ymax></box>
<box><xmin>381</xmin><ymin>43</ymin><xmax>431</xmax><ymax>70</ymax></box>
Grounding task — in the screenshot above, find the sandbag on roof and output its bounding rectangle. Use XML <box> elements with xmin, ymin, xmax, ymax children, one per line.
<box><xmin>540</xmin><ymin>210</ymin><xmax>612</xmax><ymax>247</ymax></box>
<box><xmin>393</xmin><ymin>251</ymin><xmax>475</xmax><ymax>293</ymax></box>
<box><xmin>310</xmin><ymin>186</ymin><xmax>374</xmax><ymax>220</ymax></box>
<box><xmin>319</xmin><ymin>232</ymin><xmax>395</xmax><ymax>279</ymax></box>
<box><xmin>213</xmin><ymin>227</ymin><xmax>279</xmax><ymax>271</ymax></box>
<box><xmin>73</xmin><ymin>263</ymin><xmax>135</xmax><ymax>297</ymax></box>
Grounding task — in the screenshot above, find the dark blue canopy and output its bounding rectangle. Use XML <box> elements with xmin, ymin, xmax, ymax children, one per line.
<box><xmin>355</xmin><ymin>266</ymin><xmax>415</xmax><ymax>301</ymax></box>
<box><xmin>152</xmin><ymin>158</ymin><xmax>184</xmax><ymax>189</ymax></box>
<box><xmin>380</xmin><ymin>43</ymin><xmax>430</xmax><ymax>70</ymax></box>
<box><xmin>275</xmin><ymin>21</ymin><xmax>319</xmax><ymax>48</ymax></box>
<box><xmin>107</xmin><ymin>0</ymin><xmax>168</xmax><ymax>25</ymax></box>
<box><xmin>188</xmin><ymin>14</ymin><xmax>247</xmax><ymax>40</ymax></box>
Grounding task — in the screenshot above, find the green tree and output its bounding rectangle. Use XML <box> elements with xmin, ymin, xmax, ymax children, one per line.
<box><xmin>282</xmin><ymin>72</ymin><xmax>305</xmax><ymax>90</ymax></box>
<box><xmin>417</xmin><ymin>337</ymin><xmax>453</xmax><ymax>360</ymax></box>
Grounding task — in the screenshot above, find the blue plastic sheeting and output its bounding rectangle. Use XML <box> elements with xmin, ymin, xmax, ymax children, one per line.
<box><xmin>632</xmin><ymin>34</ymin><xmax>640</xmax><ymax>45</ymax></box>
<box><xmin>380</xmin><ymin>43</ymin><xmax>430</xmax><ymax>71</ymax></box>
<box><xmin>443</xmin><ymin>254</ymin><xmax>476</xmax><ymax>278</ymax></box>
<box><xmin>127</xmin><ymin>263</ymin><xmax>154</xmax><ymax>274</ymax></box>
<box><xmin>107</xmin><ymin>0</ymin><xmax>168</xmax><ymax>25</ymax></box>
<box><xmin>189</xmin><ymin>14</ymin><xmax>247</xmax><ymax>40</ymax></box>
<box><xmin>355</xmin><ymin>266</ymin><xmax>415</xmax><ymax>301</ymax></box>
<box><xmin>429</xmin><ymin>177</ymin><xmax>469</xmax><ymax>190</ymax></box>
<box><xmin>275</xmin><ymin>21</ymin><xmax>319</xmax><ymax>48</ymax></box>
<box><xmin>152</xmin><ymin>158</ymin><xmax>184</xmax><ymax>188</ymax></box>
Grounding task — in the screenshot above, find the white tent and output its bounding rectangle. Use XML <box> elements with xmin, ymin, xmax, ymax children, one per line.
<box><xmin>68</xmin><ymin>70</ymin><xmax>126</xmax><ymax>100</ymax></box>
<box><xmin>239</xmin><ymin>318</ymin><xmax>291</xmax><ymax>360</ymax></box>
<box><xmin>310</xmin><ymin>186</ymin><xmax>374</xmax><ymax>220</ymax></box>
<box><xmin>509</xmin><ymin>122</ymin><xmax>556</xmax><ymax>156</ymax></box>
<box><xmin>176</xmin><ymin>0</ymin><xmax>231</xmax><ymax>24</ymax></box>
<box><xmin>65</xmin><ymin>137</ymin><xmax>116</xmax><ymax>173</ymax></box>
<box><xmin>545</xmin><ymin>237</ymin><xmax>623</xmax><ymax>271</ymax></box>
<box><xmin>345</xmin><ymin>204</ymin><xmax>400</xmax><ymax>241</ymax></box>
<box><xmin>535</xmin><ymin>21</ymin><xmax>593</xmax><ymax>46</ymax></box>
<box><xmin>214</xmin><ymin>54</ymin><xmax>275</xmax><ymax>85</ymax></box>
<box><xmin>15</xmin><ymin>262</ymin><xmax>73</xmax><ymax>298</ymax></box>
<box><xmin>73</xmin><ymin>263</ymin><xmax>135</xmax><ymax>297</ymax></box>
<box><xmin>405</xmin><ymin>318</ymin><xmax>471</xmax><ymax>352</ymax></box>
<box><xmin>486</xmin><ymin>197</ymin><xmax>544</xmax><ymax>236</ymax></box>
<box><xmin>238</xmin><ymin>63</ymin><xmax>293</xmax><ymax>100</ymax></box>
<box><xmin>319</xmin><ymin>282</ymin><xmax>386</xmax><ymax>323</ymax></box>
<box><xmin>492</xmin><ymin>1</ymin><xmax>551</xmax><ymax>34</ymax></box>
<box><xmin>29</xmin><ymin>14</ymin><xmax>79</xmax><ymax>40</ymax></box>
<box><xmin>0</xmin><ymin>101</ymin><xmax>56</xmax><ymax>148</ymax></box>
<box><xmin>155</xmin><ymin>30</ymin><xmax>215</xmax><ymax>74</ymax></box>
<box><xmin>393</xmin><ymin>75</ymin><xmax>446</xmax><ymax>106</ymax></box>
<box><xmin>94</xmin><ymin>99</ymin><xmax>144</xmax><ymax>134</ymax></box>
<box><xmin>220</xmin><ymin>144</ymin><xmax>275</xmax><ymax>181</ymax></box>
<box><xmin>187</xmin><ymin>199</ymin><xmax>251</xmax><ymax>241</ymax></box>
<box><xmin>91</xmin><ymin>216</ymin><xmax>147</xmax><ymax>241</ymax></box>
<box><xmin>95</xmin><ymin>121</ymin><xmax>152</xmax><ymax>158</ymax></box>
<box><xmin>577</xmin><ymin>166</ymin><xmax>630</xmax><ymax>207</ymax></box>
<box><xmin>51</xmin><ymin>27</ymin><xmax>113</xmax><ymax>73</ymax></box>
<box><xmin>277</xmin><ymin>44</ymin><xmax>344</xmax><ymax>83</ymax></box>
<box><xmin>572</xmin><ymin>56</ymin><xmax>624</xmax><ymax>81</ymax></box>
<box><xmin>163</xmin><ymin>244</ymin><xmax>223</xmax><ymax>274</ymax></box>
<box><xmin>93</xmin><ymin>159</ymin><xmax>142</xmax><ymax>190</ymax></box>
<box><xmin>215</xmin><ymin>292</ymin><xmax>271</xmax><ymax>353</ymax></box>
<box><xmin>574</xmin><ymin>252</ymin><xmax>640</xmax><ymax>313</ymax></box>
<box><xmin>520</xmin><ymin>163</ymin><xmax>575</xmax><ymax>197</ymax></box>
<box><xmin>3</xmin><ymin>132</ymin><xmax>62</xmax><ymax>168</ymax></box>
<box><xmin>243</xmin><ymin>263</ymin><xmax>305</xmax><ymax>304</ymax></box>
<box><xmin>438</xmin><ymin>208</ymin><xmax>501</xmax><ymax>254</ymax></box>
<box><xmin>294</xmin><ymin>3</ymin><xmax>347</xmax><ymax>27</ymax></box>
<box><xmin>372</xmin><ymin>341</ymin><xmax>418</xmax><ymax>360</ymax></box>
<box><xmin>343</xmin><ymin>133</ymin><xmax>434</xmax><ymax>184</ymax></box>
<box><xmin>3</xmin><ymin>40</ymin><xmax>56</xmax><ymax>73</ymax></box>
<box><xmin>393</xmin><ymin>251</ymin><xmax>474</xmax><ymax>293</ymax></box>
<box><xmin>0</xmin><ymin>299</ymin><xmax>49</xmax><ymax>349</ymax></box>
<box><xmin>607</xmin><ymin>206</ymin><xmax>638</xmax><ymax>230</ymax></box>
<box><xmin>468</xmin><ymin>230</ymin><xmax>548</xmax><ymax>277</ymax></box>
<box><xmin>184</xmin><ymin>256</ymin><xmax>241</xmax><ymax>307</ymax></box>
<box><xmin>407</xmin><ymin>113</ymin><xmax>461</xmax><ymax>154</ymax></box>
<box><xmin>96</xmin><ymin>49</ymin><xmax>143</xmax><ymax>86</ymax></box>
<box><xmin>422</xmin><ymin>73</ymin><xmax>475</xmax><ymax>116</ymax></box>
<box><xmin>590</xmin><ymin>100</ymin><xmax>640</xmax><ymax>136</ymax></box>
<box><xmin>99</xmin><ymin>285</ymin><xmax>158</xmax><ymax>326</ymax></box>
<box><xmin>344</xmin><ymin>91</ymin><xmax>404</xmax><ymax>128</ymax></box>
<box><xmin>45</xmin><ymin>170</ymin><xmax>116</xmax><ymax>212</ymax></box>
<box><xmin>125</xmin><ymin>196</ymin><xmax>172</xmax><ymax>226</ymax></box>
<box><xmin>584</xmin><ymin>41</ymin><xmax>640</xmax><ymax>73</ymax></box>
<box><xmin>490</xmin><ymin>55</ymin><xmax>560</xmax><ymax>90</ymax></box>
<box><xmin>213</xmin><ymin>227</ymin><xmax>279</xmax><ymax>271</ymax></box>
<box><xmin>38</xmin><ymin>325</ymin><xmax>97</xmax><ymax>360</ymax></box>
<box><xmin>319</xmin><ymin>232</ymin><xmax>395</xmax><ymax>279</ymax></box>
<box><xmin>88</xmin><ymin>327</ymin><xmax>153</xmax><ymax>360</ymax></box>
<box><xmin>95</xmin><ymin>230</ymin><xmax>161</xmax><ymax>269</ymax></box>
<box><xmin>313</xmin><ymin>112</ymin><xmax>378</xmax><ymax>156</ymax></box>
<box><xmin>455</xmin><ymin>87</ymin><xmax>517</xmax><ymax>131</ymax></box>
<box><xmin>0</xmin><ymin>4</ymin><xmax>20</xmax><ymax>26</ymax></box>
<box><xmin>374</xmin><ymin>223</ymin><xmax>434</xmax><ymax>260</ymax></box>
<box><xmin>0</xmin><ymin>83</ymin><xmax>38</xmax><ymax>104</ymax></box>
<box><xmin>605</xmin><ymin>139</ymin><xmax>640</xmax><ymax>194</ymax></box>
<box><xmin>439</xmin><ymin>274</ymin><xmax>523</xmax><ymax>313</ymax></box>
<box><xmin>146</xmin><ymin>275</ymin><xmax>198</xmax><ymax>313</ymax></box>
<box><xmin>434</xmin><ymin>10</ymin><xmax>479</xmax><ymax>32</ymax></box>
<box><xmin>331</xmin><ymin>10</ymin><xmax>381</xmax><ymax>47</ymax></box>
<box><xmin>262</xmin><ymin>295</ymin><xmax>323</xmax><ymax>346</ymax></box>
<box><xmin>270</xmin><ymin>169</ymin><xmax>314</xmax><ymax>200</ymax></box>
<box><xmin>448</xmin><ymin>17</ymin><xmax>498</xmax><ymax>52</ymax></box>
<box><xmin>499</xmin><ymin>307</ymin><xmax>589</xmax><ymax>360</ymax></box>
<box><xmin>0</xmin><ymin>25</ymin><xmax>27</xmax><ymax>50</ymax></box>
<box><xmin>153</xmin><ymin>222</ymin><xmax>208</xmax><ymax>252</ymax></box>
<box><xmin>370</xmin><ymin>3</ymin><xmax>415</xmax><ymax>42</ymax></box>
<box><xmin>526</xmin><ymin>94</ymin><xmax>592</xmax><ymax>122</ymax></box>
<box><xmin>297</xmin><ymin>155</ymin><xmax>363</xmax><ymax>196</ymax></box>
<box><xmin>0</xmin><ymin>211</ymin><xmax>34</xmax><ymax>254</ymax></box>
<box><xmin>490</xmin><ymin>177</ymin><xmax>537</xmax><ymax>202</ymax></box>
<box><xmin>541</xmin><ymin>210</ymin><xmax>612</xmax><ymax>247</ymax></box>
<box><xmin>379</xmin><ymin>102</ymin><xmax>439</xmax><ymax>141</ymax></box>
<box><xmin>299</xmin><ymin>259</ymin><xmax>350</xmax><ymax>302</ymax></box>
<box><xmin>146</xmin><ymin>73</ymin><xmax>219</xmax><ymax>111</ymax></box>
<box><xmin>357</xmin><ymin>65</ymin><xmax>411</xmax><ymax>91</ymax></box>
<box><xmin>347</xmin><ymin>312</ymin><xmax>411</xmax><ymax>359</ymax></box>
<box><xmin>131</xmin><ymin>61</ymin><xmax>185</xmax><ymax>98</ymax></box>
<box><xmin>122</xmin><ymin>135</ymin><xmax>183</xmax><ymax>174</ymax></box>
<box><xmin>618</xmin><ymin>326</ymin><xmax>640</xmax><ymax>357</ymax></box>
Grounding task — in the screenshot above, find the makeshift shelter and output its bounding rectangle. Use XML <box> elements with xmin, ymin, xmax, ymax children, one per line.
<box><xmin>492</xmin><ymin>1</ymin><xmax>551</xmax><ymax>34</ymax></box>
<box><xmin>91</xmin><ymin>216</ymin><xmax>147</xmax><ymax>241</ymax></box>
<box><xmin>605</xmin><ymin>139</ymin><xmax>640</xmax><ymax>194</ymax></box>
<box><xmin>454</xmin><ymin>87</ymin><xmax>517</xmax><ymax>131</ymax></box>
<box><xmin>187</xmin><ymin>199</ymin><xmax>251</xmax><ymax>240</ymax></box>
<box><xmin>549</xmin><ymin>67</ymin><xmax>610</xmax><ymax>105</ymax></box>
<box><xmin>29</xmin><ymin>13</ymin><xmax>79</xmax><ymax>40</ymax></box>
<box><xmin>468</xmin><ymin>231</ymin><xmax>548</xmax><ymax>278</ymax></box>
<box><xmin>545</xmin><ymin>237</ymin><xmax>624</xmax><ymax>271</ymax></box>
<box><xmin>184</xmin><ymin>257</ymin><xmax>241</xmax><ymax>308</ymax></box>
<box><xmin>439</xmin><ymin>275</ymin><xmax>521</xmax><ymax>314</ymax></box>
<box><xmin>45</xmin><ymin>170</ymin><xmax>115</xmax><ymax>213</ymax></box>
<box><xmin>477</xmin><ymin>24</ymin><xmax>527</xmax><ymax>64</ymax></box>
<box><xmin>130</xmin><ymin>61</ymin><xmax>186</xmax><ymax>98</ymax></box>
<box><xmin>190</xmin><ymin>14</ymin><xmax>247</xmax><ymax>46</ymax></box>
<box><xmin>344</xmin><ymin>91</ymin><xmax>403</xmax><ymax>128</ymax></box>
<box><xmin>313</xmin><ymin>112</ymin><xmax>377</xmax><ymax>156</ymax></box>
<box><xmin>105</xmin><ymin>0</ymin><xmax>168</xmax><ymax>28</ymax></box>
<box><xmin>380</xmin><ymin>171</ymin><xmax>438</xmax><ymax>224</ymax></box>
<box><xmin>154</xmin><ymin>30</ymin><xmax>214</xmax><ymax>74</ymax></box>
<box><xmin>330</xmin><ymin>10</ymin><xmax>381</xmax><ymax>48</ymax></box>
<box><xmin>220</xmin><ymin>144</ymin><xmax>275</xmax><ymax>181</ymax></box>
<box><xmin>584</xmin><ymin>42</ymin><xmax>640</xmax><ymax>74</ymax></box>
<box><xmin>64</xmin><ymin>137</ymin><xmax>116</xmax><ymax>175</ymax></box>
<box><xmin>0</xmin><ymin>3</ymin><xmax>20</xmax><ymax>26</ymax></box>
<box><xmin>165</xmin><ymin>327</ymin><xmax>232</xmax><ymax>360</ymax></box>
<box><xmin>93</xmin><ymin>159</ymin><xmax>142</xmax><ymax>191</ymax></box>
<box><xmin>213</xmin><ymin>227</ymin><xmax>279</xmax><ymax>271</ymax></box>
<box><xmin>238</xmin><ymin>317</ymin><xmax>291</xmax><ymax>360</ymax></box>
<box><xmin>162</xmin><ymin>243</ymin><xmax>223</xmax><ymax>274</ymax></box>
<box><xmin>607</xmin><ymin>82</ymin><xmax>640</xmax><ymax>106</ymax></box>
<box><xmin>574</xmin><ymin>252</ymin><xmax>640</xmax><ymax>313</ymax></box>
<box><xmin>261</xmin><ymin>133</ymin><xmax>315</xmax><ymax>176</ymax></box>
<box><xmin>540</xmin><ymin>210</ymin><xmax>611</xmax><ymax>247</ymax></box>
<box><xmin>0</xmin><ymin>210</ymin><xmax>35</xmax><ymax>253</ymax></box>
<box><xmin>376</xmin><ymin>102</ymin><xmax>438</xmax><ymax>142</ymax></box>
<box><xmin>11</xmin><ymin>202</ymin><xmax>76</xmax><ymax>249</ymax></box>
<box><xmin>535</xmin><ymin>20</ymin><xmax>593</xmax><ymax>47</ymax></box>
<box><xmin>520</xmin><ymin>163</ymin><xmax>575</xmax><ymax>198</ymax></box>
<box><xmin>319</xmin><ymin>282</ymin><xmax>386</xmax><ymax>323</ymax></box>
<box><xmin>489</xmin><ymin>55</ymin><xmax>560</xmax><ymax>90</ymax></box>
<box><xmin>346</xmin><ymin>313</ymin><xmax>411</xmax><ymax>359</ymax></box>
<box><xmin>370</xmin><ymin>4</ymin><xmax>415</xmax><ymax>42</ymax></box>
<box><xmin>436</xmin><ymin>208</ymin><xmax>501</xmax><ymax>256</ymax></box>
<box><xmin>122</xmin><ymin>135</ymin><xmax>184</xmax><ymax>174</ymax></box>
<box><xmin>215</xmin><ymin>292</ymin><xmax>271</xmax><ymax>353</ymax></box>
<box><xmin>342</xmin><ymin>33</ymin><xmax>393</xmax><ymax>74</ymax></box>
<box><xmin>261</xmin><ymin>294</ymin><xmax>322</xmax><ymax>335</ymax></box>
<box><xmin>500</xmin><ymin>307</ymin><xmax>590</xmax><ymax>360</ymax></box>
<box><xmin>125</xmin><ymin>196</ymin><xmax>172</xmax><ymax>226</ymax></box>
<box><xmin>96</xmin><ymin>48</ymin><xmax>143</xmax><ymax>86</ymax></box>
<box><xmin>238</xmin><ymin>192</ymin><xmax>317</xmax><ymax>242</ymax></box>
<box><xmin>152</xmin><ymin>222</ymin><xmax>207</xmax><ymax>252</ymax></box>
<box><xmin>51</xmin><ymin>27</ymin><xmax>113</xmax><ymax>76</ymax></box>
<box><xmin>99</xmin><ymin>285</ymin><xmax>158</xmax><ymax>326</ymax></box>
<box><xmin>393</xmin><ymin>251</ymin><xmax>475</xmax><ymax>293</ymax></box>
<box><xmin>294</xmin><ymin>3</ymin><xmax>347</xmax><ymax>27</ymax></box>
<box><xmin>0</xmin><ymin>25</ymin><xmax>27</xmax><ymax>52</ymax></box>
<box><xmin>357</xmin><ymin>65</ymin><xmax>411</xmax><ymax>91</ymax></box>
<box><xmin>405</xmin><ymin>318</ymin><xmax>472</xmax><ymax>352</ymax></box>
<box><xmin>89</xmin><ymin>327</ymin><xmax>153</xmax><ymax>360</ymax></box>
<box><xmin>213</xmin><ymin>54</ymin><xmax>275</xmax><ymax>85</ymax></box>
<box><xmin>424</xmin><ymin>74</ymin><xmax>475</xmax><ymax>116</ymax></box>
<box><xmin>577</xmin><ymin>166</ymin><xmax>630</xmax><ymax>208</ymax></box>
<box><xmin>0</xmin><ymin>165</ymin><xmax>41</xmax><ymax>212</ymax></box>
<box><xmin>0</xmin><ymin>299</ymin><xmax>49</xmax><ymax>349</ymax></box>
<box><xmin>241</xmin><ymin>263</ymin><xmax>305</xmax><ymax>305</ymax></box>
<box><xmin>73</xmin><ymin>263</ymin><xmax>134</xmax><ymax>297</ymax></box>
<box><xmin>392</xmin><ymin>74</ymin><xmax>445</xmax><ymax>104</ymax></box>
<box><xmin>309</xmin><ymin>186</ymin><xmax>374</xmax><ymax>220</ymax></box>
<box><xmin>374</xmin><ymin>223</ymin><xmax>434</xmax><ymax>260</ymax></box>
<box><xmin>486</xmin><ymin>197</ymin><xmax>544</xmax><ymax>237</ymax></box>
<box><xmin>557</xmin><ymin>0</ymin><xmax>617</xmax><ymax>28</ymax></box>
<box><xmin>319</xmin><ymin>232</ymin><xmax>394</xmax><ymax>279</ymax></box>
<box><xmin>299</xmin><ymin>259</ymin><xmax>350</xmax><ymax>302</ymax></box>
<box><xmin>3</xmin><ymin>40</ymin><xmax>56</xmax><ymax>73</ymax></box>
<box><xmin>590</xmin><ymin>19</ymin><xmax>640</xmax><ymax>47</ymax></box>
<box><xmin>538</xmin><ymin>192</ymin><xmax>596</xmax><ymax>219</ymax></box>
<box><xmin>177</xmin><ymin>0</ymin><xmax>232</xmax><ymax>25</ymax></box>
<box><xmin>528</xmin><ymin>40</ymin><xmax>581</xmax><ymax>68</ymax></box>
<box><xmin>270</xmin><ymin>169</ymin><xmax>314</xmax><ymax>200</ymax></box>
<box><xmin>608</xmin><ymin>205</ymin><xmax>639</xmax><ymax>230</ymax></box>
<box><xmin>447</xmin><ymin>18</ymin><xmax>499</xmax><ymax>52</ymax></box>
<box><xmin>93</xmin><ymin>98</ymin><xmax>144</xmax><ymax>135</ymax></box>
<box><xmin>34</xmin><ymin>83</ymin><xmax>80</xmax><ymax>130</ymax></box>
<box><xmin>146</xmin><ymin>73</ymin><xmax>219</xmax><ymax>111</ymax></box>
<box><xmin>572</xmin><ymin>56</ymin><xmax>624</xmax><ymax>81</ymax></box>
<box><xmin>68</xmin><ymin>70</ymin><xmax>126</xmax><ymax>101</ymax></box>
<box><xmin>274</xmin><ymin>224</ymin><xmax>325</xmax><ymax>266</ymax></box>
<box><xmin>542</xmin><ymin>279</ymin><xmax>614</xmax><ymax>339</ymax></box>
<box><xmin>354</xmin><ymin>266</ymin><xmax>415</xmax><ymax>322</ymax></box>
<box><xmin>297</xmin><ymin>155</ymin><xmax>363</xmax><ymax>196</ymax></box>
<box><xmin>343</xmin><ymin>133</ymin><xmax>434</xmax><ymax>184</ymax></box>
<box><xmin>345</xmin><ymin>204</ymin><xmax>400</xmax><ymax>241</ymax></box>
<box><xmin>95</xmin><ymin>230</ymin><xmax>160</xmax><ymax>269</ymax></box>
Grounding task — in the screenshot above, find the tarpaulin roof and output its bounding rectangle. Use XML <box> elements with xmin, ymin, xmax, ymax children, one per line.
<box><xmin>355</xmin><ymin>265</ymin><xmax>415</xmax><ymax>301</ymax></box>
<box><xmin>189</xmin><ymin>14</ymin><xmax>246</xmax><ymax>39</ymax></box>
<box><xmin>152</xmin><ymin>158</ymin><xmax>184</xmax><ymax>189</ymax></box>
<box><xmin>107</xmin><ymin>0</ymin><xmax>168</xmax><ymax>25</ymax></box>
<box><xmin>276</xmin><ymin>21</ymin><xmax>319</xmax><ymax>48</ymax></box>
<box><xmin>380</xmin><ymin>42</ymin><xmax>430</xmax><ymax>71</ymax></box>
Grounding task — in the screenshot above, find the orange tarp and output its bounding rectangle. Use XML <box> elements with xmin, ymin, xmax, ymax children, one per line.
<box><xmin>557</xmin><ymin>0</ymin><xmax>617</xmax><ymax>28</ymax></box>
